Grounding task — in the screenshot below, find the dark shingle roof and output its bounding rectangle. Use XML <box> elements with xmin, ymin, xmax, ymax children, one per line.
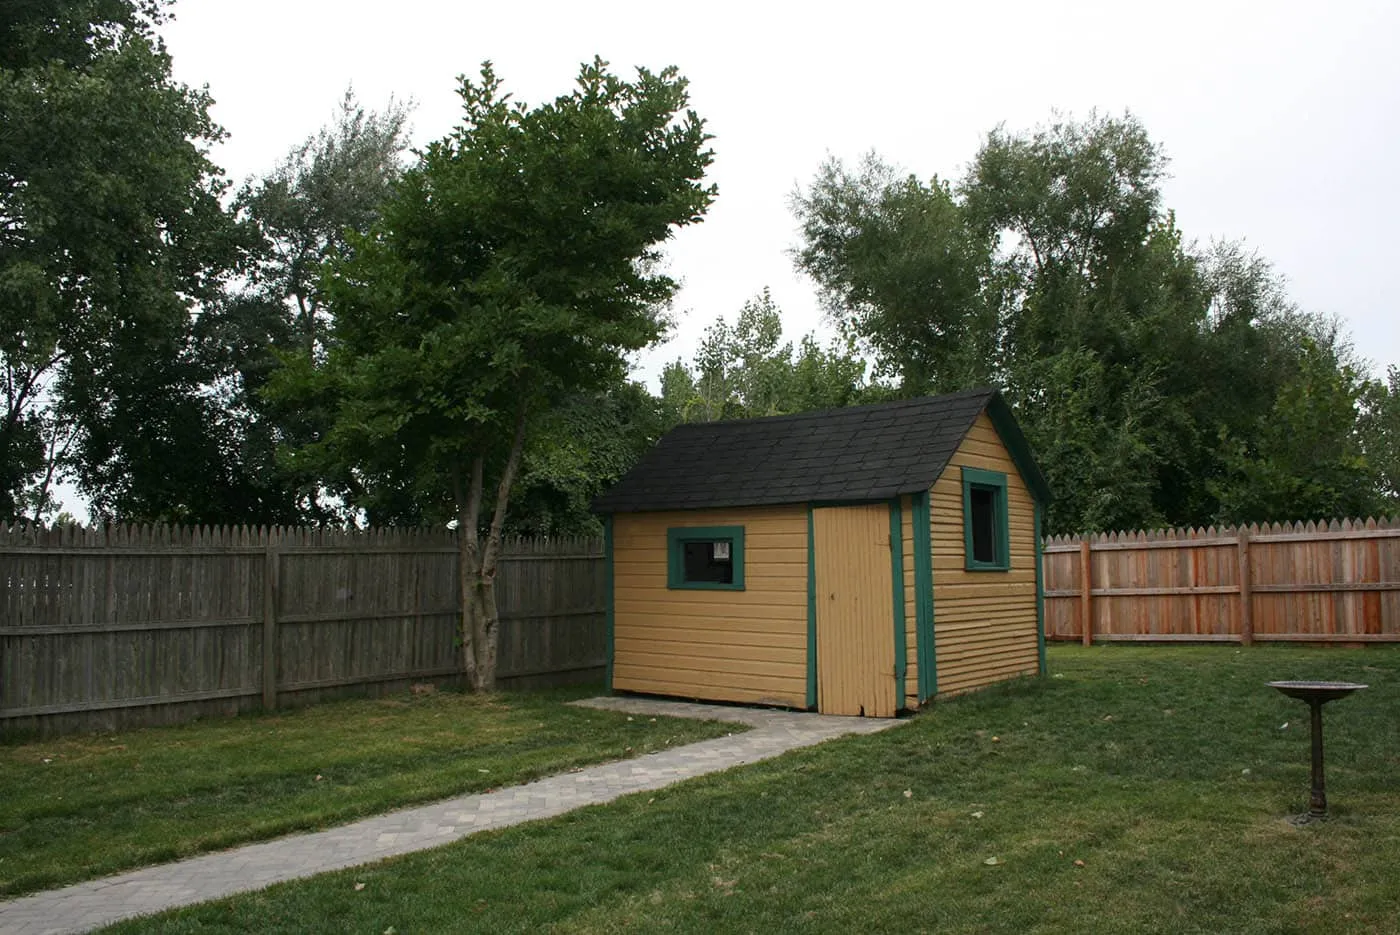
<box><xmin>593</xmin><ymin>387</ymin><xmax>1047</xmax><ymax>514</ymax></box>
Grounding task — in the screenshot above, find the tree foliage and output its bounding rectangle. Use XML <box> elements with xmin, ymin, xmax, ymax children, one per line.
<box><xmin>793</xmin><ymin>112</ymin><xmax>1387</xmax><ymax>534</ymax></box>
<box><xmin>1</xmin><ymin>0</ymin><xmax>242</xmax><ymax>522</ymax></box>
<box><xmin>234</xmin><ymin>90</ymin><xmax>413</xmax><ymax>358</ymax></box>
<box><xmin>660</xmin><ymin>288</ymin><xmax>870</xmax><ymax>424</ymax></box>
<box><xmin>1359</xmin><ymin>366</ymin><xmax>1400</xmax><ymax>509</ymax></box>
<box><xmin>792</xmin><ymin>159</ymin><xmax>997</xmax><ymax>393</ymax></box>
<box><xmin>178</xmin><ymin>91</ymin><xmax>416</xmax><ymax>526</ymax></box>
<box><xmin>269</xmin><ymin>60</ymin><xmax>715</xmax><ymax>688</ymax></box>
<box><xmin>508</xmin><ymin>382</ymin><xmax>668</xmax><ymax>536</ymax></box>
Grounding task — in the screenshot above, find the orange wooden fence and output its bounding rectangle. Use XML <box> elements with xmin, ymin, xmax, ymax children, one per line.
<box><xmin>1043</xmin><ymin>518</ymin><xmax>1400</xmax><ymax>644</ymax></box>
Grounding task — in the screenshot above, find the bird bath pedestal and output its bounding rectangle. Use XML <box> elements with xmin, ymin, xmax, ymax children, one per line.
<box><xmin>1268</xmin><ymin>681</ymin><xmax>1367</xmax><ymax>822</ymax></box>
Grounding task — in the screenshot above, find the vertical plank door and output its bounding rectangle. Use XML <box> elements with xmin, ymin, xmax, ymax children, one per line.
<box><xmin>813</xmin><ymin>505</ymin><xmax>897</xmax><ymax>717</ymax></box>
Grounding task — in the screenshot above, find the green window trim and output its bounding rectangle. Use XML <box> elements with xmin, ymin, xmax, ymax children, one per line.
<box><xmin>961</xmin><ymin>466</ymin><xmax>1011</xmax><ymax>572</ymax></box>
<box><xmin>666</xmin><ymin>525</ymin><xmax>746</xmax><ymax>590</ymax></box>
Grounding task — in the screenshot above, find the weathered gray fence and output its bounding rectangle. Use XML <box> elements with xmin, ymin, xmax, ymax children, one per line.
<box><xmin>0</xmin><ymin>523</ymin><xmax>605</xmax><ymax>735</ymax></box>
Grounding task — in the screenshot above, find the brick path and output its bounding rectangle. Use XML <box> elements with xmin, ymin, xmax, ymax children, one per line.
<box><xmin>0</xmin><ymin>698</ymin><xmax>903</xmax><ymax>935</ymax></box>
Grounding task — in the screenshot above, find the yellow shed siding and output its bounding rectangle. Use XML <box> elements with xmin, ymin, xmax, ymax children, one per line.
<box><xmin>930</xmin><ymin>413</ymin><xmax>1040</xmax><ymax>694</ymax></box>
<box><xmin>611</xmin><ymin>506</ymin><xmax>809</xmax><ymax>708</ymax></box>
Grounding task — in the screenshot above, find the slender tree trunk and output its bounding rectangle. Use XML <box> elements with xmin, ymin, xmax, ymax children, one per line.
<box><xmin>455</xmin><ymin>397</ymin><xmax>529</xmax><ymax>693</ymax></box>
<box><xmin>455</xmin><ymin>457</ymin><xmax>484</xmax><ymax>690</ymax></box>
<box><xmin>29</xmin><ymin>420</ymin><xmax>73</xmax><ymax>523</ymax></box>
<box><xmin>474</xmin><ymin>398</ymin><xmax>529</xmax><ymax>692</ymax></box>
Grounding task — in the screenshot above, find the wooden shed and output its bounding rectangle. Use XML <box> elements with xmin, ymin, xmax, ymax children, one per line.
<box><xmin>591</xmin><ymin>388</ymin><xmax>1052</xmax><ymax>717</ymax></box>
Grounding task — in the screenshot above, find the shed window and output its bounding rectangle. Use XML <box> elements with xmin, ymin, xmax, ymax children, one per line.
<box><xmin>961</xmin><ymin>467</ymin><xmax>1010</xmax><ymax>571</ymax></box>
<box><xmin>667</xmin><ymin>526</ymin><xmax>745</xmax><ymax>590</ymax></box>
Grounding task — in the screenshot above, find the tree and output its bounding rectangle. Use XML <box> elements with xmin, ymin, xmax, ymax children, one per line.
<box><xmin>1209</xmin><ymin>339</ymin><xmax>1381</xmax><ymax>523</ymax></box>
<box><xmin>792</xmin><ymin>156</ymin><xmax>999</xmax><ymax>393</ymax></box>
<box><xmin>270</xmin><ymin>60</ymin><xmax>714</xmax><ymax>690</ymax></box>
<box><xmin>1360</xmin><ymin>367</ymin><xmax>1400</xmax><ymax>510</ymax></box>
<box><xmin>792</xmin><ymin>112</ymin><xmax>1386</xmax><ymax>534</ymax></box>
<box><xmin>1</xmin><ymin>0</ymin><xmax>241</xmax><ymax>522</ymax></box>
<box><xmin>183</xmin><ymin>91</ymin><xmax>416</xmax><ymax>525</ymax></box>
<box><xmin>234</xmin><ymin>89</ymin><xmax>413</xmax><ymax>358</ymax></box>
<box><xmin>508</xmin><ymin>382</ymin><xmax>668</xmax><ymax>536</ymax></box>
<box><xmin>661</xmin><ymin>288</ymin><xmax>871</xmax><ymax>424</ymax></box>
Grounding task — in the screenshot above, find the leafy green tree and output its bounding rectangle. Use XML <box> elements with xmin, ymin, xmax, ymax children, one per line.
<box><xmin>1360</xmin><ymin>367</ymin><xmax>1400</xmax><ymax>510</ymax></box>
<box><xmin>234</xmin><ymin>89</ymin><xmax>413</xmax><ymax>358</ymax></box>
<box><xmin>1</xmin><ymin>0</ymin><xmax>242</xmax><ymax>522</ymax></box>
<box><xmin>508</xmin><ymin>382</ymin><xmax>667</xmax><ymax>536</ymax></box>
<box><xmin>661</xmin><ymin>288</ymin><xmax>871</xmax><ymax>424</ymax></box>
<box><xmin>792</xmin><ymin>156</ymin><xmax>998</xmax><ymax>393</ymax></box>
<box><xmin>792</xmin><ymin>112</ymin><xmax>1386</xmax><ymax>534</ymax></box>
<box><xmin>1210</xmin><ymin>339</ymin><xmax>1381</xmax><ymax>522</ymax></box>
<box><xmin>269</xmin><ymin>60</ymin><xmax>714</xmax><ymax>689</ymax></box>
<box><xmin>182</xmin><ymin>91</ymin><xmax>416</xmax><ymax>525</ymax></box>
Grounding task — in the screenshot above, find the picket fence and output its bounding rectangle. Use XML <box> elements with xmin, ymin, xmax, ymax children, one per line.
<box><xmin>0</xmin><ymin>523</ymin><xmax>605</xmax><ymax>735</ymax></box>
<box><xmin>1043</xmin><ymin>517</ymin><xmax>1400</xmax><ymax>644</ymax></box>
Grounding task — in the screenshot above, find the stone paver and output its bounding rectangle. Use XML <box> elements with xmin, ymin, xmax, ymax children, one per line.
<box><xmin>0</xmin><ymin>699</ymin><xmax>904</xmax><ymax>935</ymax></box>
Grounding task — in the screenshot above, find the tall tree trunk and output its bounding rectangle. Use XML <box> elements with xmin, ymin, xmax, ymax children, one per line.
<box><xmin>474</xmin><ymin>398</ymin><xmax>529</xmax><ymax>692</ymax></box>
<box><xmin>455</xmin><ymin>398</ymin><xmax>529</xmax><ymax>693</ymax></box>
<box><xmin>455</xmin><ymin>457</ymin><xmax>484</xmax><ymax>690</ymax></box>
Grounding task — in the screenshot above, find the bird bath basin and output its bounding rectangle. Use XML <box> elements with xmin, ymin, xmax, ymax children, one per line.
<box><xmin>1268</xmin><ymin>681</ymin><xmax>1367</xmax><ymax>822</ymax></box>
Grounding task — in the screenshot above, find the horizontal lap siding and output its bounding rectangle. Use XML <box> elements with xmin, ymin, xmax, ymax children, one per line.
<box><xmin>931</xmin><ymin>414</ymin><xmax>1039</xmax><ymax>694</ymax></box>
<box><xmin>612</xmin><ymin>506</ymin><xmax>808</xmax><ymax>708</ymax></box>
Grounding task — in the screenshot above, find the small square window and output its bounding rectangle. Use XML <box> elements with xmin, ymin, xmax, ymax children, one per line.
<box><xmin>962</xmin><ymin>468</ymin><xmax>1010</xmax><ymax>571</ymax></box>
<box><xmin>667</xmin><ymin>526</ymin><xmax>745</xmax><ymax>590</ymax></box>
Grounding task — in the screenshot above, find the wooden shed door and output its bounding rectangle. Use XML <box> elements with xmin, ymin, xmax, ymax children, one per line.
<box><xmin>813</xmin><ymin>505</ymin><xmax>897</xmax><ymax>717</ymax></box>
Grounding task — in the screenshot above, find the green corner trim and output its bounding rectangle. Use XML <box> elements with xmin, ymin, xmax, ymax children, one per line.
<box><xmin>1034</xmin><ymin>502</ymin><xmax>1047</xmax><ymax>677</ymax></box>
<box><xmin>603</xmin><ymin>514</ymin><xmax>615</xmax><ymax>692</ymax></box>
<box><xmin>806</xmin><ymin>507</ymin><xmax>817</xmax><ymax>710</ymax></box>
<box><xmin>912</xmin><ymin>489</ymin><xmax>936</xmax><ymax>701</ymax></box>
<box><xmin>666</xmin><ymin>525</ymin><xmax>745</xmax><ymax>590</ymax></box>
<box><xmin>889</xmin><ymin>498</ymin><xmax>906</xmax><ymax>706</ymax></box>
<box><xmin>985</xmin><ymin>393</ymin><xmax>1053</xmax><ymax>505</ymax></box>
<box><xmin>961</xmin><ymin>466</ymin><xmax>1011</xmax><ymax>572</ymax></box>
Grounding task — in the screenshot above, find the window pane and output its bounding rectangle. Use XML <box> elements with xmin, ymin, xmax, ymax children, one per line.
<box><xmin>970</xmin><ymin>487</ymin><xmax>997</xmax><ymax>564</ymax></box>
<box><xmin>683</xmin><ymin>540</ymin><xmax>733</xmax><ymax>583</ymax></box>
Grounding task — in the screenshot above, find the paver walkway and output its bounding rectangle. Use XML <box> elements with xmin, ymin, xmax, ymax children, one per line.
<box><xmin>0</xmin><ymin>698</ymin><xmax>903</xmax><ymax>935</ymax></box>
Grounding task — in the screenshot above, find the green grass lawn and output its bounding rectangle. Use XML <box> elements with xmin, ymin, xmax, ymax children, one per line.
<box><xmin>101</xmin><ymin>645</ymin><xmax>1400</xmax><ymax>935</ymax></box>
<box><xmin>0</xmin><ymin>687</ymin><xmax>738</xmax><ymax>898</ymax></box>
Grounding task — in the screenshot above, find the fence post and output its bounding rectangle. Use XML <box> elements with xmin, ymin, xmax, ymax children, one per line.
<box><xmin>1080</xmin><ymin>537</ymin><xmax>1093</xmax><ymax>646</ymax></box>
<box><xmin>262</xmin><ymin>529</ymin><xmax>280</xmax><ymax>710</ymax></box>
<box><xmin>1238</xmin><ymin>527</ymin><xmax>1253</xmax><ymax>645</ymax></box>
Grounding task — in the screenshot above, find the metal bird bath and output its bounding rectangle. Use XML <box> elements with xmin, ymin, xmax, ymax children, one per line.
<box><xmin>1268</xmin><ymin>681</ymin><xmax>1367</xmax><ymax>823</ymax></box>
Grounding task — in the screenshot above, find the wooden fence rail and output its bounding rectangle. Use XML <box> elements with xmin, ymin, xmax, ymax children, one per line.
<box><xmin>0</xmin><ymin>523</ymin><xmax>606</xmax><ymax>735</ymax></box>
<box><xmin>1044</xmin><ymin>517</ymin><xmax>1400</xmax><ymax>644</ymax></box>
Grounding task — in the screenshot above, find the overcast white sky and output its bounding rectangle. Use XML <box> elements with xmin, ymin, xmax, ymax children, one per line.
<box><xmin>163</xmin><ymin>0</ymin><xmax>1400</xmax><ymax>382</ymax></box>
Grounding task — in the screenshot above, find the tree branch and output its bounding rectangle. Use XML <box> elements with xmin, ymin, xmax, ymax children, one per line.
<box><xmin>2</xmin><ymin>350</ymin><xmax>67</xmax><ymax>436</ymax></box>
<box><xmin>481</xmin><ymin>397</ymin><xmax>529</xmax><ymax>575</ymax></box>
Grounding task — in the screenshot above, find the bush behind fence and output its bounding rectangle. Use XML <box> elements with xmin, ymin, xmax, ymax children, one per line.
<box><xmin>0</xmin><ymin>523</ymin><xmax>605</xmax><ymax>736</ymax></box>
